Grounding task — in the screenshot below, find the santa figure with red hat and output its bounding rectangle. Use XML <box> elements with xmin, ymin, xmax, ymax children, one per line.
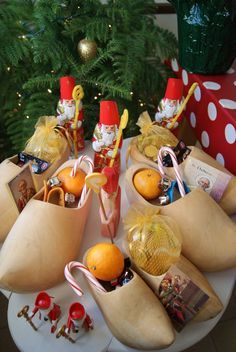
<box><xmin>57</xmin><ymin>76</ymin><xmax>85</xmax><ymax>152</ymax></box>
<box><xmin>92</xmin><ymin>100</ymin><xmax>121</xmax><ymax>173</ymax></box>
<box><xmin>155</xmin><ymin>78</ymin><xmax>184</xmax><ymax>130</ymax></box>
<box><xmin>65</xmin><ymin>302</ymin><xmax>93</xmax><ymax>335</ymax></box>
<box><xmin>100</xmin><ymin>166</ymin><xmax>121</xmax><ymax>238</ymax></box>
<box><xmin>29</xmin><ymin>291</ymin><xmax>61</xmax><ymax>333</ymax></box>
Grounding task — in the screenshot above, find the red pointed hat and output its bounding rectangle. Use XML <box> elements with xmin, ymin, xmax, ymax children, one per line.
<box><xmin>99</xmin><ymin>100</ymin><xmax>119</xmax><ymax>125</ymax></box>
<box><xmin>164</xmin><ymin>78</ymin><xmax>183</xmax><ymax>100</ymax></box>
<box><xmin>69</xmin><ymin>302</ymin><xmax>85</xmax><ymax>320</ymax></box>
<box><xmin>34</xmin><ymin>291</ymin><xmax>51</xmax><ymax>309</ymax></box>
<box><xmin>60</xmin><ymin>76</ymin><xmax>75</xmax><ymax>100</ymax></box>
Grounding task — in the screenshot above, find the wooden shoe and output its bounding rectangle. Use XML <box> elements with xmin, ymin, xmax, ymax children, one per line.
<box><xmin>66</xmin><ymin>261</ymin><xmax>175</xmax><ymax>350</ymax></box>
<box><xmin>0</xmin><ymin>157</ymin><xmax>93</xmax><ymax>293</ymax></box>
<box><xmin>125</xmin><ymin>163</ymin><xmax>236</xmax><ymax>272</ymax></box>
<box><xmin>0</xmin><ymin>145</ymin><xmax>70</xmax><ymax>243</ymax></box>
<box><xmin>128</xmin><ymin>140</ymin><xmax>236</xmax><ymax>215</ymax></box>
<box><xmin>128</xmin><ymin>253</ymin><xmax>223</xmax><ymax>322</ymax></box>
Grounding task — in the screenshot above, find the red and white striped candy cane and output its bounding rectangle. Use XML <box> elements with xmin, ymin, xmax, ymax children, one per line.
<box><xmin>64</xmin><ymin>261</ymin><xmax>106</xmax><ymax>297</ymax></box>
<box><xmin>70</xmin><ymin>155</ymin><xmax>94</xmax><ymax>207</ymax></box>
<box><xmin>158</xmin><ymin>146</ymin><xmax>186</xmax><ymax>198</ymax></box>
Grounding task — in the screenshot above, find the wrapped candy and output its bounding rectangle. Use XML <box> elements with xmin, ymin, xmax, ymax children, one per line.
<box><xmin>124</xmin><ymin>204</ymin><xmax>182</xmax><ymax>276</ymax></box>
<box><xmin>24</xmin><ymin>116</ymin><xmax>69</xmax><ymax>163</ymax></box>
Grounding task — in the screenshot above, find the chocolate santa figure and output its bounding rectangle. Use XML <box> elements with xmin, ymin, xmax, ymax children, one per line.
<box><xmin>155</xmin><ymin>78</ymin><xmax>184</xmax><ymax>130</ymax></box>
<box><xmin>92</xmin><ymin>101</ymin><xmax>121</xmax><ymax>173</ymax></box>
<box><xmin>29</xmin><ymin>291</ymin><xmax>61</xmax><ymax>333</ymax></box>
<box><xmin>66</xmin><ymin>302</ymin><xmax>93</xmax><ymax>335</ymax></box>
<box><xmin>100</xmin><ymin>166</ymin><xmax>121</xmax><ymax>238</ymax></box>
<box><xmin>57</xmin><ymin>76</ymin><xmax>85</xmax><ymax>152</ymax></box>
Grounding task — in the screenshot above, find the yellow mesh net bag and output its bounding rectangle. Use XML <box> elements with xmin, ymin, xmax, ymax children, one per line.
<box><xmin>133</xmin><ymin>111</ymin><xmax>178</xmax><ymax>161</ymax></box>
<box><xmin>24</xmin><ymin>116</ymin><xmax>68</xmax><ymax>163</ymax></box>
<box><xmin>124</xmin><ymin>204</ymin><xmax>182</xmax><ymax>276</ymax></box>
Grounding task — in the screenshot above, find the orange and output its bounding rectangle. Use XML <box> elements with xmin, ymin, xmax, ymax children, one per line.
<box><xmin>86</xmin><ymin>243</ymin><xmax>124</xmax><ymax>281</ymax></box>
<box><xmin>57</xmin><ymin>167</ymin><xmax>86</xmax><ymax>197</ymax></box>
<box><xmin>133</xmin><ymin>168</ymin><xmax>162</xmax><ymax>200</ymax></box>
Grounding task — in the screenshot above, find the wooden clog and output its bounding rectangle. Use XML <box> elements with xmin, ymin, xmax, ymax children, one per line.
<box><xmin>125</xmin><ymin>163</ymin><xmax>236</xmax><ymax>272</ymax></box>
<box><xmin>0</xmin><ymin>145</ymin><xmax>70</xmax><ymax>243</ymax></box>
<box><xmin>0</xmin><ymin>158</ymin><xmax>92</xmax><ymax>293</ymax></box>
<box><xmin>128</xmin><ymin>140</ymin><xmax>236</xmax><ymax>215</ymax></box>
<box><xmin>129</xmin><ymin>254</ymin><xmax>223</xmax><ymax>322</ymax></box>
<box><xmin>86</xmin><ymin>269</ymin><xmax>175</xmax><ymax>350</ymax></box>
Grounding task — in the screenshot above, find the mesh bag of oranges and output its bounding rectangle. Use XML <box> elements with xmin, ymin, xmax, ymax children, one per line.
<box><xmin>124</xmin><ymin>204</ymin><xmax>182</xmax><ymax>276</ymax></box>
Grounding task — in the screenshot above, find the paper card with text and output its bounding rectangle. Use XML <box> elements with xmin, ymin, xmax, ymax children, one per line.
<box><xmin>183</xmin><ymin>157</ymin><xmax>232</xmax><ymax>202</ymax></box>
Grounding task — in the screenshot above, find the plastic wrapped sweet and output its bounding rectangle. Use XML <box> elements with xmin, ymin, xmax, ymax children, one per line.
<box><xmin>24</xmin><ymin>116</ymin><xmax>69</xmax><ymax>163</ymax></box>
<box><xmin>124</xmin><ymin>204</ymin><xmax>182</xmax><ymax>276</ymax></box>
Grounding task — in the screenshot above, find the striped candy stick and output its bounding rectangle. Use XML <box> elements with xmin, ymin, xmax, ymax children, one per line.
<box><xmin>158</xmin><ymin>146</ymin><xmax>186</xmax><ymax>198</ymax></box>
<box><xmin>69</xmin><ymin>155</ymin><xmax>94</xmax><ymax>207</ymax></box>
<box><xmin>64</xmin><ymin>261</ymin><xmax>106</xmax><ymax>297</ymax></box>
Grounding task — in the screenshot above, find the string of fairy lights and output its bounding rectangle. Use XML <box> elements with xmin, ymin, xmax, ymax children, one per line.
<box><xmin>5</xmin><ymin>6</ymin><xmax>146</xmax><ymax>120</ymax></box>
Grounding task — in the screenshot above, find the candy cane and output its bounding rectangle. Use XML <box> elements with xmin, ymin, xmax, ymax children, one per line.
<box><xmin>69</xmin><ymin>155</ymin><xmax>94</xmax><ymax>207</ymax></box>
<box><xmin>65</xmin><ymin>261</ymin><xmax>106</xmax><ymax>297</ymax></box>
<box><xmin>158</xmin><ymin>146</ymin><xmax>186</xmax><ymax>198</ymax></box>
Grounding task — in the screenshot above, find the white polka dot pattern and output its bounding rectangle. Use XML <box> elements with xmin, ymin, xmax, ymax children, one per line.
<box><xmin>208</xmin><ymin>102</ymin><xmax>217</xmax><ymax>121</ymax></box>
<box><xmin>203</xmin><ymin>81</ymin><xmax>221</xmax><ymax>90</ymax></box>
<box><xmin>216</xmin><ymin>153</ymin><xmax>225</xmax><ymax>166</ymax></box>
<box><xmin>194</xmin><ymin>86</ymin><xmax>201</xmax><ymax>102</ymax></box>
<box><xmin>182</xmin><ymin>70</ymin><xmax>188</xmax><ymax>86</ymax></box>
<box><xmin>201</xmin><ymin>131</ymin><xmax>210</xmax><ymax>148</ymax></box>
<box><xmin>190</xmin><ymin>112</ymin><xmax>196</xmax><ymax>128</ymax></box>
<box><xmin>225</xmin><ymin>124</ymin><xmax>236</xmax><ymax>144</ymax></box>
<box><xmin>219</xmin><ymin>99</ymin><xmax>236</xmax><ymax>109</ymax></box>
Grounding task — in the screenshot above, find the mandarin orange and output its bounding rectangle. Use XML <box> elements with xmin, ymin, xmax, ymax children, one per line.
<box><xmin>86</xmin><ymin>243</ymin><xmax>124</xmax><ymax>281</ymax></box>
<box><xmin>133</xmin><ymin>168</ymin><xmax>162</xmax><ymax>200</ymax></box>
<box><xmin>57</xmin><ymin>167</ymin><xmax>86</xmax><ymax>197</ymax></box>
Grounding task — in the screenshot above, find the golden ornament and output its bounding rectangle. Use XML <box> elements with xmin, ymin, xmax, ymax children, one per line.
<box><xmin>77</xmin><ymin>38</ymin><xmax>97</xmax><ymax>61</ymax></box>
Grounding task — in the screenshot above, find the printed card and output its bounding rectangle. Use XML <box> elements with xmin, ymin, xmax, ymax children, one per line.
<box><xmin>158</xmin><ymin>266</ymin><xmax>209</xmax><ymax>332</ymax></box>
<box><xmin>183</xmin><ymin>157</ymin><xmax>232</xmax><ymax>202</ymax></box>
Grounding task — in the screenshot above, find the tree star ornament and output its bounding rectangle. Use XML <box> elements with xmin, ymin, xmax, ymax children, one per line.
<box><xmin>77</xmin><ymin>39</ymin><xmax>98</xmax><ymax>61</ymax></box>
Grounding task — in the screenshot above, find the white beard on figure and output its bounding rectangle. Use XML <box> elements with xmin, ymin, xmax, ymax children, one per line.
<box><xmin>101</xmin><ymin>125</ymin><xmax>116</xmax><ymax>146</ymax></box>
<box><xmin>63</xmin><ymin>103</ymin><xmax>76</xmax><ymax>119</ymax></box>
<box><xmin>162</xmin><ymin>100</ymin><xmax>179</xmax><ymax>118</ymax></box>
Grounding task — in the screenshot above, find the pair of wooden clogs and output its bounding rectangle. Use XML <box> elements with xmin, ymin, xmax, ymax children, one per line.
<box><xmin>0</xmin><ymin>157</ymin><xmax>93</xmax><ymax>293</ymax></box>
